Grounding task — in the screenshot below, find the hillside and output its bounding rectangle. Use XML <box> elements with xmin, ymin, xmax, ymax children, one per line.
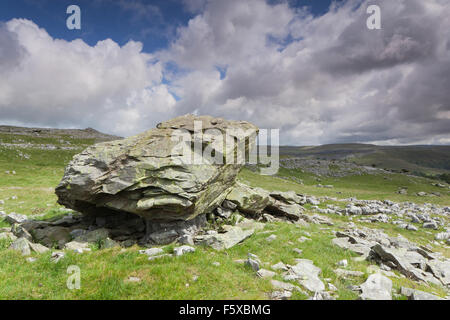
<box><xmin>0</xmin><ymin>126</ymin><xmax>449</xmax><ymax>300</ymax></box>
<box><xmin>280</xmin><ymin>144</ymin><xmax>450</xmax><ymax>177</ymax></box>
<box><xmin>0</xmin><ymin>125</ymin><xmax>121</xmax><ymax>145</ymax></box>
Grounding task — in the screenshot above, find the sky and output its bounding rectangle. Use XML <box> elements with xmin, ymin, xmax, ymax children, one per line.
<box><xmin>0</xmin><ymin>0</ymin><xmax>449</xmax><ymax>145</ymax></box>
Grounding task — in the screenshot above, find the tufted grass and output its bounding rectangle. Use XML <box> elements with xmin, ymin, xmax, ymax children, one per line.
<box><xmin>0</xmin><ymin>137</ymin><xmax>449</xmax><ymax>300</ymax></box>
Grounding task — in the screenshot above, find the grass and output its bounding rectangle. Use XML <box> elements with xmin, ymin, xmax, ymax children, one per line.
<box><xmin>0</xmin><ymin>136</ymin><xmax>449</xmax><ymax>299</ymax></box>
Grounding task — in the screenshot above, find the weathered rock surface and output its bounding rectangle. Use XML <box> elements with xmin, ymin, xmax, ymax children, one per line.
<box><xmin>400</xmin><ymin>287</ymin><xmax>444</xmax><ymax>300</ymax></box>
<box><xmin>285</xmin><ymin>259</ymin><xmax>325</xmax><ymax>292</ymax></box>
<box><xmin>195</xmin><ymin>225</ymin><xmax>254</xmax><ymax>250</ymax></box>
<box><xmin>225</xmin><ymin>182</ymin><xmax>272</xmax><ymax>216</ymax></box>
<box><xmin>359</xmin><ymin>274</ymin><xmax>392</xmax><ymax>300</ymax></box>
<box><xmin>56</xmin><ymin>115</ymin><xmax>258</xmax><ymax>225</ymax></box>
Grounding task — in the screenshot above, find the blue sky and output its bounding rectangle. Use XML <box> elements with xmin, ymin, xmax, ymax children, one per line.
<box><xmin>0</xmin><ymin>0</ymin><xmax>449</xmax><ymax>145</ymax></box>
<box><xmin>0</xmin><ymin>0</ymin><xmax>336</xmax><ymax>53</ymax></box>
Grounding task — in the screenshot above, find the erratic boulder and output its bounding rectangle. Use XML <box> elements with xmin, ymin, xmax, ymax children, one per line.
<box><xmin>55</xmin><ymin>115</ymin><xmax>258</xmax><ymax>243</ymax></box>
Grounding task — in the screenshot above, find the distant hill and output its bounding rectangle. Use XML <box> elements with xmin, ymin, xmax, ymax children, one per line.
<box><xmin>279</xmin><ymin>144</ymin><xmax>450</xmax><ymax>177</ymax></box>
<box><xmin>0</xmin><ymin>125</ymin><xmax>121</xmax><ymax>143</ymax></box>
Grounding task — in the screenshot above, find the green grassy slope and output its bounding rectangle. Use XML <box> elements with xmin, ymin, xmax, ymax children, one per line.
<box><xmin>280</xmin><ymin>144</ymin><xmax>450</xmax><ymax>177</ymax></box>
<box><xmin>0</xmin><ymin>133</ymin><xmax>449</xmax><ymax>299</ymax></box>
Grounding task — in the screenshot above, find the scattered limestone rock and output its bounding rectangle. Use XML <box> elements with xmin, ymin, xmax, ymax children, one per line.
<box><xmin>195</xmin><ymin>225</ymin><xmax>254</xmax><ymax>250</ymax></box>
<box><xmin>64</xmin><ymin>241</ymin><xmax>91</xmax><ymax>253</ymax></box>
<box><xmin>5</xmin><ymin>213</ymin><xmax>28</xmax><ymax>224</ymax></box>
<box><xmin>50</xmin><ymin>252</ymin><xmax>65</xmax><ymax>263</ymax></box>
<box><xmin>10</xmin><ymin>237</ymin><xmax>31</xmax><ymax>256</ymax></box>
<box><xmin>400</xmin><ymin>287</ymin><xmax>444</xmax><ymax>300</ymax></box>
<box><xmin>173</xmin><ymin>245</ymin><xmax>196</xmax><ymax>256</ymax></box>
<box><xmin>139</xmin><ymin>248</ymin><xmax>164</xmax><ymax>257</ymax></box>
<box><xmin>256</xmin><ymin>269</ymin><xmax>276</xmax><ymax>278</ymax></box>
<box><xmin>270</xmin><ymin>290</ymin><xmax>292</xmax><ymax>300</ymax></box>
<box><xmin>288</xmin><ymin>259</ymin><xmax>325</xmax><ymax>293</ymax></box>
<box><xmin>359</xmin><ymin>274</ymin><xmax>392</xmax><ymax>300</ymax></box>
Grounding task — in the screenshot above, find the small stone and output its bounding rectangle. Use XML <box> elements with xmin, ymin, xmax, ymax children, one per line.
<box><xmin>266</xmin><ymin>234</ymin><xmax>277</xmax><ymax>242</ymax></box>
<box><xmin>246</xmin><ymin>258</ymin><xmax>260</xmax><ymax>271</ymax></box>
<box><xmin>256</xmin><ymin>269</ymin><xmax>276</xmax><ymax>278</ymax></box>
<box><xmin>212</xmin><ymin>261</ymin><xmax>221</xmax><ymax>266</ymax></box>
<box><xmin>335</xmin><ymin>268</ymin><xmax>364</xmax><ymax>277</ymax></box>
<box><xmin>423</xmin><ymin>222</ymin><xmax>438</xmax><ymax>230</ymax></box>
<box><xmin>148</xmin><ymin>254</ymin><xmax>172</xmax><ymax>261</ymax></box>
<box><xmin>50</xmin><ymin>252</ymin><xmax>65</xmax><ymax>263</ymax></box>
<box><xmin>101</xmin><ymin>238</ymin><xmax>119</xmax><ymax>249</ymax></box>
<box><xmin>5</xmin><ymin>213</ymin><xmax>28</xmax><ymax>224</ymax></box>
<box><xmin>9</xmin><ymin>237</ymin><xmax>31</xmax><ymax>256</ymax></box>
<box><xmin>270</xmin><ymin>290</ymin><xmax>292</xmax><ymax>300</ymax></box>
<box><xmin>126</xmin><ymin>276</ymin><xmax>141</xmax><ymax>283</ymax></box>
<box><xmin>139</xmin><ymin>247</ymin><xmax>164</xmax><ymax>256</ymax></box>
<box><xmin>337</xmin><ymin>259</ymin><xmax>348</xmax><ymax>267</ymax></box>
<box><xmin>298</xmin><ymin>236</ymin><xmax>311</xmax><ymax>243</ymax></box>
<box><xmin>173</xmin><ymin>245</ymin><xmax>196</xmax><ymax>256</ymax></box>
<box><xmin>178</xmin><ymin>234</ymin><xmax>194</xmax><ymax>246</ymax></box>
<box><xmin>26</xmin><ymin>257</ymin><xmax>36</xmax><ymax>263</ymax></box>
<box><xmin>121</xmin><ymin>239</ymin><xmax>136</xmax><ymax>248</ymax></box>
<box><xmin>29</xmin><ymin>242</ymin><xmax>50</xmax><ymax>254</ymax></box>
<box><xmin>359</xmin><ymin>274</ymin><xmax>392</xmax><ymax>300</ymax></box>
<box><xmin>328</xmin><ymin>283</ymin><xmax>338</xmax><ymax>292</ymax></box>
<box><xmin>272</xmin><ymin>262</ymin><xmax>288</xmax><ymax>271</ymax></box>
<box><xmin>65</xmin><ymin>241</ymin><xmax>91</xmax><ymax>253</ymax></box>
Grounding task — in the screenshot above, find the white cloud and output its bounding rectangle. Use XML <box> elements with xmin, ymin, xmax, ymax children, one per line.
<box><xmin>160</xmin><ymin>0</ymin><xmax>450</xmax><ymax>145</ymax></box>
<box><xmin>0</xmin><ymin>18</ymin><xmax>176</xmax><ymax>137</ymax></box>
<box><xmin>1</xmin><ymin>0</ymin><xmax>449</xmax><ymax>145</ymax></box>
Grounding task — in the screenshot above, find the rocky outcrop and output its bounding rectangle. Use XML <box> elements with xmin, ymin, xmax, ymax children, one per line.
<box><xmin>56</xmin><ymin>115</ymin><xmax>258</xmax><ymax>225</ymax></box>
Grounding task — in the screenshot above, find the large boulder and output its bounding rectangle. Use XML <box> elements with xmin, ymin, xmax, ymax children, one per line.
<box><xmin>56</xmin><ymin>115</ymin><xmax>258</xmax><ymax>224</ymax></box>
<box><xmin>225</xmin><ymin>182</ymin><xmax>273</xmax><ymax>216</ymax></box>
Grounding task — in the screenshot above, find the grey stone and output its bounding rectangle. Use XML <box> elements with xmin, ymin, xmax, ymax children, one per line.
<box><xmin>139</xmin><ymin>247</ymin><xmax>164</xmax><ymax>256</ymax></box>
<box><xmin>256</xmin><ymin>269</ymin><xmax>276</xmax><ymax>278</ymax></box>
<box><xmin>196</xmin><ymin>226</ymin><xmax>254</xmax><ymax>250</ymax></box>
<box><xmin>28</xmin><ymin>242</ymin><xmax>50</xmax><ymax>254</ymax></box>
<box><xmin>56</xmin><ymin>115</ymin><xmax>258</xmax><ymax>223</ymax></box>
<box><xmin>50</xmin><ymin>252</ymin><xmax>65</xmax><ymax>263</ymax></box>
<box><xmin>65</xmin><ymin>241</ymin><xmax>91</xmax><ymax>253</ymax></box>
<box><xmin>335</xmin><ymin>269</ymin><xmax>364</xmax><ymax>278</ymax></box>
<box><xmin>271</xmin><ymin>280</ymin><xmax>300</xmax><ymax>292</ymax></box>
<box><xmin>359</xmin><ymin>274</ymin><xmax>392</xmax><ymax>300</ymax></box>
<box><xmin>400</xmin><ymin>287</ymin><xmax>444</xmax><ymax>300</ymax></box>
<box><xmin>9</xmin><ymin>237</ymin><xmax>31</xmax><ymax>255</ymax></box>
<box><xmin>270</xmin><ymin>291</ymin><xmax>292</xmax><ymax>300</ymax></box>
<box><xmin>34</xmin><ymin>226</ymin><xmax>71</xmax><ymax>248</ymax></box>
<box><xmin>337</xmin><ymin>259</ymin><xmax>348</xmax><ymax>267</ymax></box>
<box><xmin>74</xmin><ymin>228</ymin><xmax>110</xmax><ymax>244</ymax></box>
<box><xmin>5</xmin><ymin>213</ymin><xmax>28</xmax><ymax>224</ymax></box>
<box><xmin>246</xmin><ymin>258</ymin><xmax>260</xmax><ymax>271</ymax></box>
<box><xmin>0</xmin><ymin>232</ymin><xmax>17</xmax><ymax>241</ymax></box>
<box><xmin>225</xmin><ymin>182</ymin><xmax>272</xmax><ymax>216</ymax></box>
<box><xmin>173</xmin><ymin>245</ymin><xmax>196</xmax><ymax>256</ymax></box>
<box><xmin>289</xmin><ymin>259</ymin><xmax>325</xmax><ymax>292</ymax></box>
<box><xmin>272</xmin><ymin>262</ymin><xmax>288</xmax><ymax>271</ymax></box>
<box><xmin>178</xmin><ymin>234</ymin><xmax>194</xmax><ymax>246</ymax></box>
<box><xmin>101</xmin><ymin>237</ymin><xmax>119</xmax><ymax>249</ymax></box>
<box><xmin>423</xmin><ymin>222</ymin><xmax>438</xmax><ymax>230</ymax></box>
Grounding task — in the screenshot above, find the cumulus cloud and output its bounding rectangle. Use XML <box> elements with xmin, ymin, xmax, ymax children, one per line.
<box><xmin>160</xmin><ymin>0</ymin><xmax>450</xmax><ymax>145</ymax></box>
<box><xmin>0</xmin><ymin>18</ymin><xmax>176</xmax><ymax>137</ymax></box>
<box><xmin>1</xmin><ymin>0</ymin><xmax>449</xmax><ymax>145</ymax></box>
